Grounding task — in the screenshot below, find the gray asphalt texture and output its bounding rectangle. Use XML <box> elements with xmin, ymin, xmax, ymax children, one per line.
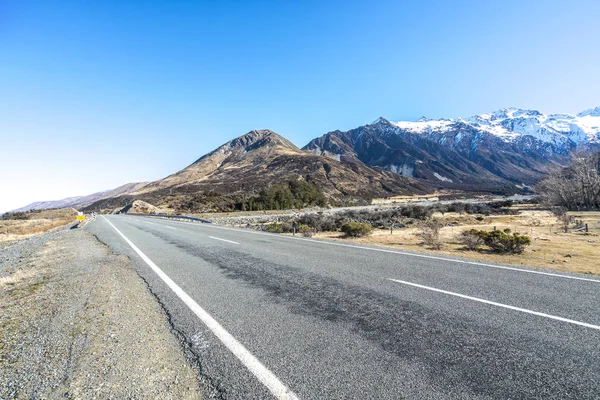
<box><xmin>87</xmin><ymin>215</ymin><xmax>600</xmax><ymax>399</ymax></box>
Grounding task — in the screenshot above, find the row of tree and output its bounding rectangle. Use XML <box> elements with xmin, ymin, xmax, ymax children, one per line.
<box><xmin>236</xmin><ymin>180</ymin><xmax>327</xmax><ymax>211</ymax></box>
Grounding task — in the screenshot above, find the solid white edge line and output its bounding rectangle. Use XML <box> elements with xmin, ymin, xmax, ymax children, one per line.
<box><xmin>101</xmin><ymin>216</ymin><xmax>299</xmax><ymax>400</ymax></box>
<box><xmin>209</xmin><ymin>236</ymin><xmax>239</xmax><ymax>244</ymax></box>
<box><xmin>132</xmin><ymin>216</ymin><xmax>600</xmax><ymax>284</ymax></box>
<box><xmin>387</xmin><ymin>278</ymin><xmax>600</xmax><ymax>331</ymax></box>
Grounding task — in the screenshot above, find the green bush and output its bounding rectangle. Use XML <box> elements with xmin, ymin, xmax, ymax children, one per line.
<box><xmin>458</xmin><ymin>229</ymin><xmax>485</xmax><ymax>250</ymax></box>
<box><xmin>340</xmin><ymin>222</ymin><xmax>373</xmax><ymax>238</ymax></box>
<box><xmin>298</xmin><ymin>224</ymin><xmax>314</xmax><ymax>237</ymax></box>
<box><xmin>265</xmin><ymin>223</ymin><xmax>283</xmax><ymax>233</ymax></box>
<box><xmin>470</xmin><ymin>228</ymin><xmax>531</xmax><ymax>254</ymax></box>
<box><xmin>236</xmin><ymin>180</ymin><xmax>327</xmax><ymax>211</ymax></box>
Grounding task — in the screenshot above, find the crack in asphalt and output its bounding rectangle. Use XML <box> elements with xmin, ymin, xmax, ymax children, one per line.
<box><xmin>90</xmin><ymin>232</ymin><xmax>226</xmax><ymax>400</ymax></box>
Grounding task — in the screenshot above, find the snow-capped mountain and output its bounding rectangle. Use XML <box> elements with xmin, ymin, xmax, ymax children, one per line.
<box><xmin>391</xmin><ymin>107</ymin><xmax>600</xmax><ymax>154</ymax></box>
<box><xmin>304</xmin><ymin>107</ymin><xmax>600</xmax><ymax>193</ymax></box>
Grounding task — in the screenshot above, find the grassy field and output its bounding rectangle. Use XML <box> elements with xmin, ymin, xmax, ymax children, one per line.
<box><xmin>314</xmin><ymin>207</ymin><xmax>600</xmax><ymax>275</ymax></box>
<box><xmin>0</xmin><ymin>209</ymin><xmax>78</xmax><ymax>245</ymax></box>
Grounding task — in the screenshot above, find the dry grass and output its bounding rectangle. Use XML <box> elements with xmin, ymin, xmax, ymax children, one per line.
<box><xmin>314</xmin><ymin>208</ymin><xmax>600</xmax><ymax>275</ymax></box>
<box><xmin>0</xmin><ymin>209</ymin><xmax>77</xmax><ymax>244</ymax></box>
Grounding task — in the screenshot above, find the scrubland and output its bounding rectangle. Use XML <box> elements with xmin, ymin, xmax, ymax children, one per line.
<box><xmin>0</xmin><ymin>209</ymin><xmax>77</xmax><ymax>245</ymax></box>
<box><xmin>314</xmin><ymin>207</ymin><xmax>600</xmax><ymax>275</ymax></box>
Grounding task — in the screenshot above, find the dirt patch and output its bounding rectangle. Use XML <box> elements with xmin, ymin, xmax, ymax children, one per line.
<box><xmin>0</xmin><ymin>230</ymin><xmax>202</xmax><ymax>399</ymax></box>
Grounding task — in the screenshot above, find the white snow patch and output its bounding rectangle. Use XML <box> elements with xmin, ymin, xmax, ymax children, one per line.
<box><xmin>391</xmin><ymin>119</ymin><xmax>454</xmax><ymax>134</ymax></box>
<box><xmin>433</xmin><ymin>172</ymin><xmax>453</xmax><ymax>183</ymax></box>
<box><xmin>389</xmin><ymin>106</ymin><xmax>600</xmax><ymax>147</ymax></box>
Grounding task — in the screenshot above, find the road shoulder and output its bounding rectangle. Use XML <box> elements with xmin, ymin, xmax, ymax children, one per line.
<box><xmin>0</xmin><ymin>229</ymin><xmax>202</xmax><ymax>399</ymax></box>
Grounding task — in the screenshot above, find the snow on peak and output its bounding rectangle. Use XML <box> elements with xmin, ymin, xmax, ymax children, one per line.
<box><xmin>388</xmin><ymin>107</ymin><xmax>600</xmax><ymax>147</ymax></box>
<box><xmin>577</xmin><ymin>107</ymin><xmax>600</xmax><ymax>117</ymax></box>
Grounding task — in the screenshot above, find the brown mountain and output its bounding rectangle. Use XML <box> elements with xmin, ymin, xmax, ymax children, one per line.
<box><xmin>10</xmin><ymin>182</ymin><xmax>149</xmax><ymax>213</ymax></box>
<box><xmin>86</xmin><ymin>129</ymin><xmax>430</xmax><ymax>212</ymax></box>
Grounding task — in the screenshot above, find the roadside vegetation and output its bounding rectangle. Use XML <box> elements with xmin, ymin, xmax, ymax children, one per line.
<box><xmin>219</xmin><ymin>198</ymin><xmax>598</xmax><ymax>275</ymax></box>
<box><xmin>0</xmin><ymin>209</ymin><xmax>77</xmax><ymax>245</ymax></box>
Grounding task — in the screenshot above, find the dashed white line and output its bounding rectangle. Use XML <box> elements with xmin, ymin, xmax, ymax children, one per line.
<box><xmin>124</xmin><ymin>215</ymin><xmax>600</xmax><ymax>284</ymax></box>
<box><xmin>101</xmin><ymin>216</ymin><xmax>298</xmax><ymax>399</ymax></box>
<box><xmin>159</xmin><ymin>219</ymin><xmax>600</xmax><ymax>284</ymax></box>
<box><xmin>209</xmin><ymin>236</ymin><xmax>239</xmax><ymax>245</ymax></box>
<box><xmin>388</xmin><ymin>278</ymin><xmax>600</xmax><ymax>331</ymax></box>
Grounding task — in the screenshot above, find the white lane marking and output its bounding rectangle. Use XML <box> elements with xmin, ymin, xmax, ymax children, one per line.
<box><xmin>136</xmin><ymin>217</ymin><xmax>600</xmax><ymax>284</ymax></box>
<box><xmin>209</xmin><ymin>236</ymin><xmax>239</xmax><ymax>245</ymax></box>
<box><xmin>101</xmin><ymin>216</ymin><xmax>298</xmax><ymax>399</ymax></box>
<box><xmin>165</xmin><ymin>226</ymin><xmax>177</xmax><ymax>230</ymax></box>
<box><xmin>388</xmin><ymin>278</ymin><xmax>600</xmax><ymax>331</ymax></box>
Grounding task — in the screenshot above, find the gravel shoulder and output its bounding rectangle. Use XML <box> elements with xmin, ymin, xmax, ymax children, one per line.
<box><xmin>0</xmin><ymin>228</ymin><xmax>202</xmax><ymax>399</ymax></box>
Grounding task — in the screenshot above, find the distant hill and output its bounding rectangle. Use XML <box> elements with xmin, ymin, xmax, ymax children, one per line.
<box><xmin>10</xmin><ymin>182</ymin><xmax>149</xmax><ymax>212</ymax></box>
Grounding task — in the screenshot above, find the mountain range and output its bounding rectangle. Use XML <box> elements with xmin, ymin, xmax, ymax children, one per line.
<box><xmin>12</xmin><ymin>107</ymin><xmax>600</xmax><ymax>213</ymax></box>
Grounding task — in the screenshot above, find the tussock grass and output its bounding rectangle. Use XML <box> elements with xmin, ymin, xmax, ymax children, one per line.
<box><xmin>0</xmin><ymin>209</ymin><xmax>77</xmax><ymax>241</ymax></box>
<box><xmin>315</xmin><ymin>209</ymin><xmax>600</xmax><ymax>275</ymax></box>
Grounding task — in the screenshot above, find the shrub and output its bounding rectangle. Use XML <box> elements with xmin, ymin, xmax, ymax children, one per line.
<box><xmin>265</xmin><ymin>223</ymin><xmax>283</xmax><ymax>233</ymax></box>
<box><xmin>552</xmin><ymin>207</ymin><xmax>571</xmax><ymax>233</ymax></box>
<box><xmin>1</xmin><ymin>211</ymin><xmax>29</xmax><ymax>220</ymax></box>
<box><xmin>340</xmin><ymin>222</ymin><xmax>373</xmax><ymax>237</ymax></box>
<box><xmin>470</xmin><ymin>228</ymin><xmax>531</xmax><ymax>254</ymax></box>
<box><xmin>280</xmin><ymin>222</ymin><xmax>295</xmax><ymax>233</ymax></box>
<box><xmin>415</xmin><ymin>219</ymin><xmax>443</xmax><ymax>249</ymax></box>
<box><xmin>459</xmin><ymin>229</ymin><xmax>485</xmax><ymax>251</ymax></box>
<box><xmin>298</xmin><ymin>224</ymin><xmax>314</xmax><ymax>237</ymax></box>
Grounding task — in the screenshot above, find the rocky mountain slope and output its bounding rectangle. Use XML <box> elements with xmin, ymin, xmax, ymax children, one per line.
<box><xmin>86</xmin><ymin>129</ymin><xmax>429</xmax><ymax>212</ymax></box>
<box><xmin>305</xmin><ymin>107</ymin><xmax>600</xmax><ymax>191</ymax></box>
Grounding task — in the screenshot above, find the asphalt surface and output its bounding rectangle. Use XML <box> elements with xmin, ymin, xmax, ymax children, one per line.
<box><xmin>87</xmin><ymin>215</ymin><xmax>600</xmax><ymax>399</ymax></box>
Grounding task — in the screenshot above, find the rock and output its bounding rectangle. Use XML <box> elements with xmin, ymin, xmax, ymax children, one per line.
<box><xmin>565</xmin><ymin>254</ymin><xmax>572</xmax><ymax>258</ymax></box>
<box><xmin>563</xmin><ymin>260</ymin><xmax>568</xmax><ymax>263</ymax></box>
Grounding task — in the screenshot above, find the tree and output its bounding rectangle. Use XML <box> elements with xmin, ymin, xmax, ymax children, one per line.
<box><xmin>536</xmin><ymin>152</ymin><xmax>600</xmax><ymax>210</ymax></box>
<box><xmin>236</xmin><ymin>180</ymin><xmax>327</xmax><ymax>211</ymax></box>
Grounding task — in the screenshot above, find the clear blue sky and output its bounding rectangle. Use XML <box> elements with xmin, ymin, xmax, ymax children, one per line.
<box><xmin>1</xmin><ymin>0</ymin><xmax>599</xmax><ymax>212</ymax></box>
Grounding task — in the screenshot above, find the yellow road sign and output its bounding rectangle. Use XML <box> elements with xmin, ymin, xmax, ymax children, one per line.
<box><xmin>77</xmin><ymin>215</ymin><xmax>85</xmax><ymax>221</ymax></box>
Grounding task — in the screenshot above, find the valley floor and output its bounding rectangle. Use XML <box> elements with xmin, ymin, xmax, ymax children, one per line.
<box><xmin>199</xmin><ymin>205</ymin><xmax>600</xmax><ymax>276</ymax></box>
<box><xmin>314</xmin><ymin>209</ymin><xmax>600</xmax><ymax>276</ymax></box>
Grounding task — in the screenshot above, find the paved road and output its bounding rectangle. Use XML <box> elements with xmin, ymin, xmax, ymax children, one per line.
<box><xmin>87</xmin><ymin>215</ymin><xmax>600</xmax><ymax>399</ymax></box>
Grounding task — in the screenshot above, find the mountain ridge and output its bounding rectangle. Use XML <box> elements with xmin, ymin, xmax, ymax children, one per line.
<box><xmin>83</xmin><ymin>129</ymin><xmax>430</xmax><ymax>213</ymax></box>
<box><xmin>14</xmin><ymin>106</ymin><xmax>600</xmax><ymax>213</ymax></box>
